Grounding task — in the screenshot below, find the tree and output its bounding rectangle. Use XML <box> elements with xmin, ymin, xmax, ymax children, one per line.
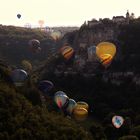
<box><xmin>130</xmin><ymin>125</ymin><xmax>140</xmax><ymax>139</ymax></box>
<box><xmin>118</xmin><ymin>135</ymin><xmax>139</xmax><ymax>140</ymax></box>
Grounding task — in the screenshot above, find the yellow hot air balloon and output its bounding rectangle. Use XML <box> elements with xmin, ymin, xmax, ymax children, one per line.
<box><xmin>73</xmin><ymin>107</ymin><xmax>88</xmax><ymax>121</ymax></box>
<box><xmin>50</xmin><ymin>31</ymin><xmax>61</xmax><ymax>41</ymax></box>
<box><xmin>96</xmin><ymin>42</ymin><xmax>116</xmax><ymax>58</ymax></box>
<box><xmin>76</xmin><ymin>101</ymin><xmax>89</xmax><ymax>111</ymax></box>
<box><xmin>96</xmin><ymin>42</ymin><xmax>116</xmax><ymax>68</ymax></box>
<box><xmin>21</xmin><ymin>60</ymin><xmax>32</xmax><ymax>72</ymax></box>
<box><xmin>100</xmin><ymin>54</ymin><xmax>113</xmax><ymax>68</ymax></box>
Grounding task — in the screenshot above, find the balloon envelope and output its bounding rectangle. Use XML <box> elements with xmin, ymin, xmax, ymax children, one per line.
<box><xmin>100</xmin><ymin>54</ymin><xmax>113</xmax><ymax>68</ymax></box>
<box><xmin>88</xmin><ymin>45</ymin><xmax>97</xmax><ymax>61</ymax></box>
<box><xmin>96</xmin><ymin>42</ymin><xmax>116</xmax><ymax>68</ymax></box>
<box><xmin>11</xmin><ymin>69</ymin><xmax>28</xmax><ymax>87</ymax></box>
<box><xmin>66</xmin><ymin>99</ymin><xmax>77</xmax><ymax>115</ymax></box>
<box><xmin>73</xmin><ymin>107</ymin><xmax>88</xmax><ymax>121</ymax></box>
<box><xmin>29</xmin><ymin>39</ymin><xmax>41</xmax><ymax>53</ymax></box>
<box><xmin>76</xmin><ymin>101</ymin><xmax>89</xmax><ymax>110</ymax></box>
<box><xmin>21</xmin><ymin>60</ymin><xmax>32</xmax><ymax>72</ymax></box>
<box><xmin>38</xmin><ymin>20</ymin><xmax>44</xmax><ymax>27</ymax></box>
<box><xmin>96</xmin><ymin>42</ymin><xmax>116</xmax><ymax>58</ymax></box>
<box><xmin>60</xmin><ymin>45</ymin><xmax>74</xmax><ymax>60</ymax></box>
<box><xmin>17</xmin><ymin>14</ymin><xmax>21</xmax><ymax>19</ymax></box>
<box><xmin>112</xmin><ymin>115</ymin><xmax>124</xmax><ymax>128</ymax></box>
<box><xmin>54</xmin><ymin>91</ymin><xmax>67</xmax><ymax>97</ymax></box>
<box><xmin>54</xmin><ymin>92</ymin><xmax>69</xmax><ymax>109</ymax></box>
<box><xmin>50</xmin><ymin>31</ymin><xmax>61</xmax><ymax>41</ymax></box>
<box><xmin>38</xmin><ymin>80</ymin><xmax>54</xmax><ymax>94</ymax></box>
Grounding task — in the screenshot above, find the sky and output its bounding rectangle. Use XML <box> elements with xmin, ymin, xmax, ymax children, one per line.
<box><xmin>0</xmin><ymin>0</ymin><xmax>140</xmax><ymax>27</ymax></box>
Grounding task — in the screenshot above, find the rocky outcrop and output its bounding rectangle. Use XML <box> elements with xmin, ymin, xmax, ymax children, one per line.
<box><xmin>61</xmin><ymin>20</ymin><xmax>124</xmax><ymax>71</ymax></box>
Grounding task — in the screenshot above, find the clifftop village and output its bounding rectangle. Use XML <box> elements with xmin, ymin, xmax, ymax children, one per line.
<box><xmin>54</xmin><ymin>11</ymin><xmax>140</xmax><ymax>86</ymax></box>
<box><xmin>84</xmin><ymin>10</ymin><xmax>135</xmax><ymax>27</ymax></box>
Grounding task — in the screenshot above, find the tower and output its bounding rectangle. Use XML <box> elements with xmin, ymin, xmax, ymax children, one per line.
<box><xmin>126</xmin><ymin>10</ymin><xmax>130</xmax><ymax>24</ymax></box>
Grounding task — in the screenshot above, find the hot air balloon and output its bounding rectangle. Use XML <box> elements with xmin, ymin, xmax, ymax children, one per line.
<box><xmin>24</xmin><ymin>23</ymin><xmax>31</xmax><ymax>28</ymax></box>
<box><xmin>96</xmin><ymin>42</ymin><xmax>116</xmax><ymax>68</ymax></box>
<box><xmin>50</xmin><ymin>31</ymin><xmax>61</xmax><ymax>41</ymax></box>
<box><xmin>55</xmin><ymin>91</ymin><xmax>67</xmax><ymax>96</ymax></box>
<box><xmin>21</xmin><ymin>60</ymin><xmax>32</xmax><ymax>72</ymax></box>
<box><xmin>65</xmin><ymin>99</ymin><xmax>77</xmax><ymax>115</ymax></box>
<box><xmin>73</xmin><ymin>107</ymin><xmax>88</xmax><ymax>121</ymax></box>
<box><xmin>38</xmin><ymin>20</ymin><xmax>44</xmax><ymax>28</ymax></box>
<box><xmin>112</xmin><ymin>115</ymin><xmax>124</xmax><ymax>129</ymax></box>
<box><xmin>87</xmin><ymin>45</ymin><xmax>97</xmax><ymax>62</ymax></box>
<box><xmin>17</xmin><ymin>14</ymin><xmax>21</xmax><ymax>19</ymax></box>
<box><xmin>60</xmin><ymin>45</ymin><xmax>74</xmax><ymax>60</ymax></box>
<box><xmin>28</xmin><ymin>39</ymin><xmax>41</xmax><ymax>53</ymax></box>
<box><xmin>11</xmin><ymin>69</ymin><xmax>28</xmax><ymax>87</ymax></box>
<box><xmin>76</xmin><ymin>101</ymin><xmax>89</xmax><ymax>110</ymax></box>
<box><xmin>100</xmin><ymin>54</ymin><xmax>113</xmax><ymax>68</ymax></box>
<box><xmin>54</xmin><ymin>91</ymin><xmax>69</xmax><ymax>109</ymax></box>
<box><xmin>38</xmin><ymin>80</ymin><xmax>54</xmax><ymax>94</ymax></box>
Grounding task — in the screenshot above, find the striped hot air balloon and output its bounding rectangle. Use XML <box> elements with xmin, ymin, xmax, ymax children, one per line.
<box><xmin>100</xmin><ymin>54</ymin><xmax>113</xmax><ymax>68</ymax></box>
<box><xmin>60</xmin><ymin>45</ymin><xmax>74</xmax><ymax>60</ymax></box>
<box><xmin>73</xmin><ymin>107</ymin><xmax>88</xmax><ymax>121</ymax></box>
<box><xmin>96</xmin><ymin>42</ymin><xmax>116</xmax><ymax>68</ymax></box>
<box><xmin>76</xmin><ymin>101</ymin><xmax>89</xmax><ymax>111</ymax></box>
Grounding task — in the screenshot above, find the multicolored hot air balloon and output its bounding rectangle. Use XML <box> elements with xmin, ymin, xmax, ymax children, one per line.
<box><xmin>11</xmin><ymin>69</ymin><xmax>28</xmax><ymax>87</ymax></box>
<box><xmin>65</xmin><ymin>99</ymin><xmax>77</xmax><ymax>115</ymax></box>
<box><xmin>112</xmin><ymin>115</ymin><xmax>124</xmax><ymax>129</ymax></box>
<box><xmin>54</xmin><ymin>91</ymin><xmax>69</xmax><ymax>109</ymax></box>
<box><xmin>96</xmin><ymin>42</ymin><xmax>116</xmax><ymax>68</ymax></box>
<box><xmin>28</xmin><ymin>39</ymin><xmax>41</xmax><ymax>53</ymax></box>
<box><xmin>73</xmin><ymin>106</ymin><xmax>88</xmax><ymax>121</ymax></box>
<box><xmin>38</xmin><ymin>80</ymin><xmax>54</xmax><ymax>94</ymax></box>
<box><xmin>60</xmin><ymin>45</ymin><xmax>74</xmax><ymax>60</ymax></box>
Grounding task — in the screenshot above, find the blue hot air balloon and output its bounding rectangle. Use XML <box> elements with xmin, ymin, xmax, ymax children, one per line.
<box><xmin>112</xmin><ymin>115</ymin><xmax>124</xmax><ymax>128</ymax></box>
<box><xmin>65</xmin><ymin>98</ymin><xmax>77</xmax><ymax>115</ymax></box>
<box><xmin>11</xmin><ymin>69</ymin><xmax>28</xmax><ymax>87</ymax></box>
<box><xmin>38</xmin><ymin>80</ymin><xmax>54</xmax><ymax>94</ymax></box>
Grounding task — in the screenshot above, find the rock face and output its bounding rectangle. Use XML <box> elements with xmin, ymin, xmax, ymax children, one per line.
<box><xmin>70</xmin><ymin>21</ymin><xmax>122</xmax><ymax>68</ymax></box>
<box><xmin>73</xmin><ymin>21</ymin><xmax>120</xmax><ymax>49</ymax></box>
<box><xmin>72</xmin><ymin>10</ymin><xmax>132</xmax><ymax>51</ymax></box>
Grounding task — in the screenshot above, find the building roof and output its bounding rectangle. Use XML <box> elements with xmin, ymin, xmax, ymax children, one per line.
<box><xmin>113</xmin><ymin>16</ymin><xmax>125</xmax><ymax>19</ymax></box>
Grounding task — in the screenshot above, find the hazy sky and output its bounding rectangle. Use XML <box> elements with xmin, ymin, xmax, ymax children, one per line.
<box><xmin>0</xmin><ymin>0</ymin><xmax>140</xmax><ymax>27</ymax></box>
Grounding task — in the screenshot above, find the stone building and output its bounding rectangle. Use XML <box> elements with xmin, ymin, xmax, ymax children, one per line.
<box><xmin>112</xmin><ymin>10</ymin><xmax>131</xmax><ymax>24</ymax></box>
<box><xmin>88</xmin><ymin>19</ymin><xmax>100</xmax><ymax>27</ymax></box>
<box><xmin>112</xmin><ymin>16</ymin><xmax>126</xmax><ymax>23</ymax></box>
